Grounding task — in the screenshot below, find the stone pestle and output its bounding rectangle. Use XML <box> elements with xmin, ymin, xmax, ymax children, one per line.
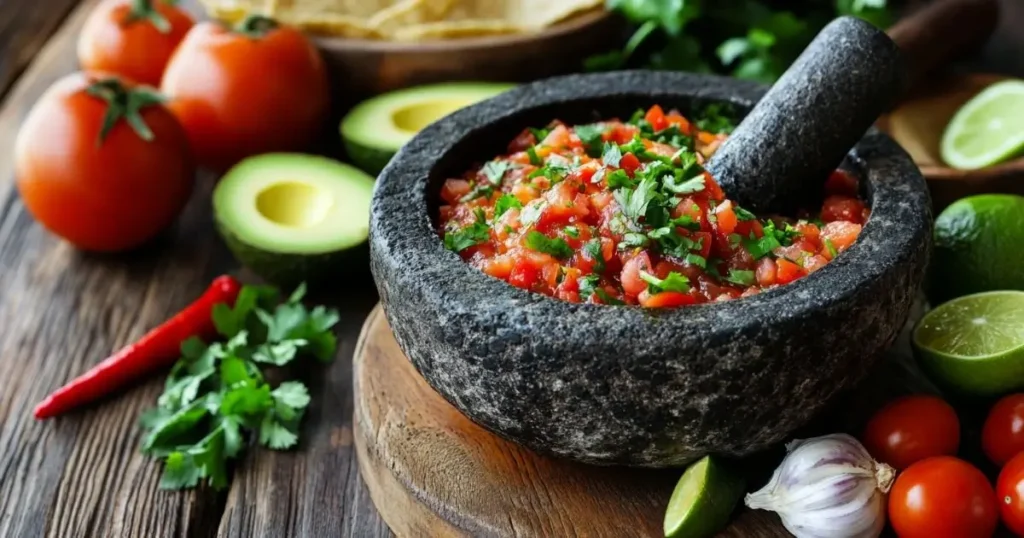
<box><xmin>705</xmin><ymin>16</ymin><xmax>907</xmax><ymax>214</ymax></box>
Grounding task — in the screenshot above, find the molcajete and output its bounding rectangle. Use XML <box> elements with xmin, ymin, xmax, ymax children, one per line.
<box><xmin>369</xmin><ymin>71</ymin><xmax>931</xmax><ymax>467</ymax></box>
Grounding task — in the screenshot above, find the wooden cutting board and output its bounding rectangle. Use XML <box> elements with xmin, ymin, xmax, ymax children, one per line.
<box><xmin>353</xmin><ymin>304</ymin><xmax>792</xmax><ymax>537</ymax></box>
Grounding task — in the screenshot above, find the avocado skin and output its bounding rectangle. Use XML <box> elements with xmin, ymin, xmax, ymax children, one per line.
<box><xmin>216</xmin><ymin>218</ymin><xmax>369</xmax><ymax>289</ymax></box>
<box><xmin>343</xmin><ymin>139</ymin><xmax>393</xmax><ymax>177</ymax></box>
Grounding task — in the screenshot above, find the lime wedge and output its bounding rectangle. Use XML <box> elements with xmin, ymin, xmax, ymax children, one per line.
<box><xmin>941</xmin><ymin>79</ymin><xmax>1024</xmax><ymax>170</ymax></box>
<box><xmin>913</xmin><ymin>291</ymin><xmax>1024</xmax><ymax>395</ymax></box>
<box><xmin>664</xmin><ymin>455</ymin><xmax>744</xmax><ymax>538</ymax></box>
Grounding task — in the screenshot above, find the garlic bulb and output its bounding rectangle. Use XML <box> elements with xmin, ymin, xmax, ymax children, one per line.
<box><xmin>744</xmin><ymin>433</ymin><xmax>895</xmax><ymax>538</ymax></box>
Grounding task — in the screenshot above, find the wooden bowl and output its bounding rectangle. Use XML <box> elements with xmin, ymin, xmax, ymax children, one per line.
<box><xmin>878</xmin><ymin>73</ymin><xmax>1024</xmax><ymax>212</ymax></box>
<box><xmin>314</xmin><ymin>9</ymin><xmax>620</xmax><ymax>111</ymax></box>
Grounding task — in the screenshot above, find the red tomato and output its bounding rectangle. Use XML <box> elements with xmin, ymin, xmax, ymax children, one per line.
<box><xmin>14</xmin><ymin>73</ymin><xmax>194</xmax><ymax>252</ymax></box>
<box><xmin>862</xmin><ymin>395</ymin><xmax>960</xmax><ymax>470</ymax></box>
<box><xmin>161</xmin><ymin>16</ymin><xmax>330</xmax><ymax>170</ymax></box>
<box><xmin>641</xmin><ymin>291</ymin><xmax>696</xmax><ymax>308</ymax></box>
<box><xmin>508</xmin><ymin>257</ymin><xmax>539</xmax><ymax>290</ymax></box>
<box><xmin>645</xmin><ymin>105</ymin><xmax>668</xmax><ymax>131</ymax></box>
<box><xmin>77</xmin><ymin>0</ymin><xmax>193</xmax><ymax>86</ymax></box>
<box><xmin>714</xmin><ymin>200</ymin><xmax>737</xmax><ymax>235</ymax></box>
<box><xmin>821</xmin><ymin>195</ymin><xmax>867</xmax><ymax>224</ymax></box>
<box><xmin>824</xmin><ymin>169</ymin><xmax>859</xmax><ymax>196</ymax></box>
<box><xmin>620</xmin><ymin>252</ymin><xmax>653</xmax><ymax>297</ymax></box>
<box><xmin>821</xmin><ymin>220</ymin><xmax>862</xmax><ymax>252</ymax></box>
<box><xmin>997</xmin><ymin>452</ymin><xmax>1024</xmax><ymax>535</ymax></box>
<box><xmin>983</xmin><ymin>394</ymin><xmax>1024</xmax><ymax>466</ymax></box>
<box><xmin>702</xmin><ymin>172</ymin><xmax>726</xmax><ymax>202</ymax></box>
<box><xmin>619</xmin><ymin>152</ymin><xmax>641</xmax><ymax>176</ymax></box>
<box><xmin>775</xmin><ymin>258</ymin><xmax>805</xmax><ymax>284</ymax></box>
<box><xmin>756</xmin><ymin>258</ymin><xmax>777</xmax><ymax>287</ymax></box>
<box><xmin>889</xmin><ymin>456</ymin><xmax>998</xmax><ymax>538</ymax></box>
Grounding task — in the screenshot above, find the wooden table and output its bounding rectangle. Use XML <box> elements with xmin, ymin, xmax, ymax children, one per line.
<box><xmin>0</xmin><ymin>1</ymin><xmax>1021</xmax><ymax>537</ymax></box>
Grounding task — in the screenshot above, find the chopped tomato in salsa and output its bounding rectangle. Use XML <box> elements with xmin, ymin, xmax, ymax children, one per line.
<box><xmin>438</xmin><ymin>104</ymin><xmax>869</xmax><ymax>308</ymax></box>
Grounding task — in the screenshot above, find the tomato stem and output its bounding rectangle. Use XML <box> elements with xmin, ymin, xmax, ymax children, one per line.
<box><xmin>125</xmin><ymin>0</ymin><xmax>171</xmax><ymax>33</ymax></box>
<box><xmin>85</xmin><ymin>78</ymin><xmax>167</xmax><ymax>145</ymax></box>
<box><xmin>234</xmin><ymin>14</ymin><xmax>278</xmax><ymax>38</ymax></box>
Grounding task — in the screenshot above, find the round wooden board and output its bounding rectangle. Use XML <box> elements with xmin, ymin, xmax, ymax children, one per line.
<box><xmin>353</xmin><ymin>305</ymin><xmax>787</xmax><ymax>538</ymax></box>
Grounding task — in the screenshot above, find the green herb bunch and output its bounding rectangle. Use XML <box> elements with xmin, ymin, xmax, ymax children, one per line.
<box><xmin>140</xmin><ymin>283</ymin><xmax>340</xmax><ymax>490</ymax></box>
<box><xmin>588</xmin><ymin>0</ymin><xmax>894</xmax><ymax>83</ymax></box>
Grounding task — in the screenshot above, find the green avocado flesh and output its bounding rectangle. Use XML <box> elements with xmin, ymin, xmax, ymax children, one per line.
<box><xmin>341</xmin><ymin>82</ymin><xmax>515</xmax><ymax>175</ymax></box>
<box><xmin>213</xmin><ymin>153</ymin><xmax>375</xmax><ymax>287</ymax></box>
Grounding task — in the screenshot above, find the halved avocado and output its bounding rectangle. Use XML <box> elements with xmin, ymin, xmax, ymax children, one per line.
<box><xmin>213</xmin><ymin>153</ymin><xmax>374</xmax><ymax>287</ymax></box>
<box><xmin>341</xmin><ymin>82</ymin><xmax>515</xmax><ymax>175</ymax></box>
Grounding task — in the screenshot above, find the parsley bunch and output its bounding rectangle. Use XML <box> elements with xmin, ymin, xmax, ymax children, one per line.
<box><xmin>139</xmin><ymin>283</ymin><xmax>340</xmax><ymax>490</ymax></box>
<box><xmin>588</xmin><ymin>0</ymin><xmax>894</xmax><ymax>83</ymax></box>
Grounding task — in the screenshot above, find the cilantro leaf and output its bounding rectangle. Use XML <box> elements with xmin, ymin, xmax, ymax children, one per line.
<box><xmin>494</xmin><ymin>194</ymin><xmax>523</xmax><ymax>218</ymax></box>
<box><xmin>529</xmin><ymin>164</ymin><xmax>570</xmax><ymax>183</ymax></box>
<box><xmin>524</xmin><ymin>231</ymin><xmax>573</xmax><ymax>259</ymax></box>
<box><xmin>259</xmin><ymin>415</ymin><xmax>299</xmax><ymax>450</ymax></box>
<box><xmin>443</xmin><ymin>220</ymin><xmax>490</xmax><ymax>253</ymax></box>
<box><xmin>564</xmin><ymin>226</ymin><xmax>580</xmax><ymax>239</ymax></box>
<box><xmin>619</xmin><ymin>232</ymin><xmax>650</xmax><ymax>250</ymax></box>
<box><xmin>602</xmin><ymin>143</ymin><xmax>623</xmax><ymax>167</ymax></box>
<box><xmin>159</xmin><ymin>451</ymin><xmax>202</xmax><ymax>490</ymax></box>
<box><xmin>526</xmin><ymin>146</ymin><xmax>542</xmax><ymax>165</ymax></box>
<box><xmin>639</xmin><ymin>271</ymin><xmax>691</xmax><ymax>293</ymax></box>
<box><xmin>529</xmin><ymin>127</ymin><xmax>550</xmax><ymax>142</ymax></box>
<box><xmin>663</xmin><ymin>174</ymin><xmax>705</xmax><ymax>194</ymax></box>
<box><xmin>582</xmin><ymin>239</ymin><xmax>605</xmax><ymax>273</ymax></box>
<box><xmin>724</xmin><ymin>269</ymin><xmax>756</xmax><ymax>286</ymax></box>
<box><xmin>696</xmin><ymin>103</ymin><xmax>736</xmax><ymax>134</ymax></box>
<box><xmin>577</xmin><ymin>274</ymin><xmax>600</xmax><ymax>299</ymax></box>
<box><xmin>519</xmin><ymin>201</ymin><xmax>545</xmax><ymax>226</ymax></box>
<box><xmin>605</xmin><ymin>169</ymin><xmax>634</xmax><ymax>189</ymax></box>
<box><xmin>574</xmin><ymin>123</ymin><xmax>605</xmax><ymax>156</ymax></box>
<box><xmin>615</xmin><ymin>175</ymin><xmax>660</xmax><ymax>221</ymax></box>
<box><xmin>685</xmin><ymin>253</ymin><xmax>707</xmax><ymax>268</ymax></box>
<box><xmin>594</xmin><ymin>288</ymin><xmax>625</xmax><ymax>305</ymax></box>
<box><xmin>482</xmin><ymin>160</ymin><xmax>511</xmax><ymax>184</ymax></box>
<box><xmin>734</xmin><ymin>206</ymin><xmax>756</xmax><ymax>221</ymax></box>
<box><xmin>744</xmin><ymin>233</ymin><xmax>782</xmax><ymax>260</ymax></box>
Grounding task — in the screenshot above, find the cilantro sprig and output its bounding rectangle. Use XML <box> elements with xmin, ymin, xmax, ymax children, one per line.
<box><xmin>140</xmin><ymin>283</ymin><xmax>340</xmax><ymax>490</ymax></box>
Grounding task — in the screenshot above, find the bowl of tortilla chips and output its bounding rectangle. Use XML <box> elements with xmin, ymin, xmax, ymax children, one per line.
<box><xmin>200</xmin><ymin>0</ymin><xmax>619</xmax><ymax>102</ymax></box>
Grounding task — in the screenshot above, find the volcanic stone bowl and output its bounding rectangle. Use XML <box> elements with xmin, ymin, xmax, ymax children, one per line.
<box><xmin>369</xmin><ymin>71</ymin><xmax>932</xmax><ymax>467</ymax></box>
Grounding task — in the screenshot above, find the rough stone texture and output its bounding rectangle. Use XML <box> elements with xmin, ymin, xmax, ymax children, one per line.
<box><xmin>369</xmin><ymin>71</ymin><xmax>932</xmax><ymax>467</ymax></box>
<box><xmin>708</xmin><ymin>16</ymin><xmax>908</xmax><ymax>214</ymax></box>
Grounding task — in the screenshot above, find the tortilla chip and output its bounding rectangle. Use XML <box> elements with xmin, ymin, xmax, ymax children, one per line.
<box><xmin>390</xmin><ymin>20</ymin><xmax>522</xmax><ymax>41</ymax></box>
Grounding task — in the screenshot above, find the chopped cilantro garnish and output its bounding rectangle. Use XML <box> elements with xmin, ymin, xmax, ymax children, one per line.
<box><xmin>825</xmin><ymin>238</ymin><xmax>839</xmax><ymax>258</ymax></box>
<box><xmin>574</xmin><ymin>123</ymin><xmax>605</xmax><ymax>157</ymax></box>
<box><xmin>663</xmin><ymin>174</ymin><xmax>705</xmax><ymax>194</ymax></box>
<box><xmin>526</xmin><ymin>146</ymin><xmax>542</xmax><ymax>165</ymax></box>
<box><xmin>648</xmin><ymin>226</ymin><xmax>697</xmax><ymax>258</ymax></box>
<box><xmin>564</xmin><ymin>226</ymin><xmax>580</xmax><ymax>238</ymax></box>
<box><xmin>727</xmin><ymin>233</ymin><xmax>742</xmax><ymax>247</ymax></box>
<box><xmin>619</xmin><ymin>232</ymin><xmax>650</xmax><ymax>250</ymax></box>
<box><xmin>734</xmin><ymin>206</ymin><xmax>756</xmax><ymax>221</ymax></box>
<box><xmin>602</xmin><ymin>143</ymin><xmax>623</xmax><ymax>167</ymax></box>
<box><xmin>627</xmin><ymin>108</ymin><xmax>646</xmax><ymax>125</ymax></box>
<box><xmin>529</xmin><ymin>127</ymin><xmax>551</xmax><ymax>142</ymax></box>
<box><xmin>619</xmin><ymin>135</ymin><xmax>647</xmax><ymax>157</ymax></box>
<box><xmin>615</xmin><ymin>175</ymin><xmax>660</xmax><ymax>221</ymax></box>
<box><xmin>605</xmin><ymin>169</ymin><xmax>634</xmax><ymax>189</ymax></box>
<box><xmin>529</xmin><ymin>164</ymin><xmax>570</xmax><ymax>183</ymax></box>
<box><xmin>443</xmin><ymin>215</ymin><xmax>490</xmax><ymax>252</ymax></box>
<box><xmin>670</xmin><ymin>215</ymin><xmax>701</xmax><ymax>231</ymax></box>
<box><xmin>696</xmin><ymin>103</ymin><xmax>736</xmax><ymax>134</ymax></box>
<box><xmin>594</xmin><ymin>288</ymin><xmax>625</xmax><ymax>305</ymax></box>
<box><xmin>640</xmin><ymin>270</ymin><xmax>691</xmax><ymax>294</ymax></box>
<box><xmin>683</xmin><ymin>254</ymin><xmax>704</xmax><ymax>268</ymax></box>
<box><xmin>724</xmin><ymin>269</ymin><xmax>756</xmax><ymax>286</ymax></box>
<box><xmin>481</xmin><ymin>160</ymin><xmax>511</xmax><ymax>185</ymax></box>
<box><xmin>494</xmin><ymin>194</ymin><xmax>523</xmax><ymax>218</ymax></box>
<box><xmin>590</xmin><ymin>168</ymin><xmax>607</xmax><ymax>185</ymax></box>
<box><xmin>578</xmin><ymin>274</ymin><xmax>600</xmax><ymax>299</ymax></box>
<box><xmin>744</xmin><ymin>234</ymin><xmax>782</xmax><ymax>260</ymax></box>
<box><xmin>706</xmin><ymin>259</ymin><xmax>723</xmax><ymax>278</ymax></box>
<box><xmin>524</xmin><ymin>231</ymin><xmax>572</xmax><ymax>259</ymax></box>
<box><xmin>650</xmin><ymin>125</ymin><xmax>693</xmax><ymax>149</ymax></box>
<box><xmin>583</xmin><ymin>239</ymin><xmax>605</xmax><ymax>273</ymax></box>
<box><xmin>763</xmin><ymin>220</ymin><xmax>801</xmax><ymax>246</ymax></box>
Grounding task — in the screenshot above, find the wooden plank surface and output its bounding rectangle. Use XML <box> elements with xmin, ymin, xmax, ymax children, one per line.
<box><xmin>0</xmin><ymin>1</ymin><xmax>1021</xmax><ymax>537</ymax></box>
<box><xmin>0</xmin><ymin>1</ymin><xmax>389</xmax><ymax>537</ymax></box>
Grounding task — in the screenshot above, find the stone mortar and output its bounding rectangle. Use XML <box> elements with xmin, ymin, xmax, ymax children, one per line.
<box><xmin>369</xmin><ymin>71</ymin><xmax>932</xmax><ymax>467</ymax></box>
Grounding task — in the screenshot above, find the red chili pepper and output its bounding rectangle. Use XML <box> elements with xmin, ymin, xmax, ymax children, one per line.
<box><xmin>34</xmin><ymin>275</ymin><xmax>242</xmax><ymax>419</ymax></box>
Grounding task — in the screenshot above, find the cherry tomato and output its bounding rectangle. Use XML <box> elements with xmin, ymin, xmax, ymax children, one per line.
<box><xmin>77</xmin><ymin>0</ymin><xmax>193</xmax><ymax>86</ymax></box>
<box><xmin>862</xmin><ymin>395</ymin><xmax>960</xmax><ymax>470</ymax></box>
<box><xmin>14</xmin><ymin>73</ymin><xmax>194</xmax><ymax>252</ymax></box>
<box><xmin>821</xmin><ymin>195</ymin><xmax>867</xmax><ymax>224</ymax></box>
<box><xmin>983</xmin><ymin>394</ymin><xmax>1024</xmax><ymax>466</ymax></box>
<box><xmin>161</xmin><ymin>15</ymin><xmax>330</xmax><ymax>170</ymax></box>
<box><xmin>997</xmin><ymin>452</ymin><xmax>1024</xmax><ymax>535</ymax></box>
<box><xmin>889</xmin><ymin>456</ymin><xmax>998</xmax><ymax>538</ymax></box>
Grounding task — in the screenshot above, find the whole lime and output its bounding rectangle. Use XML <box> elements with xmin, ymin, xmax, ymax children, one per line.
<box><xmin>929</xmin><ymin>194</ymin><xmax>1024</xmax><ymax>305</ymax></box>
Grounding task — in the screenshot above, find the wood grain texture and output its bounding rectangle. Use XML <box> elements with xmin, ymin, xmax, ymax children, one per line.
<box><xmin>354</xmin><ymin>305</ymin><xmax>787</xmax><ymax>538</ymax></box>
<box><xmin>0</xmin><ymin>0</ymin><xmax>80</xmax><ymax>101</ymax></box>
<box><xmin>0</xmin><ymin>1</ymin><xmax>389</xmax><ymax>537</ymax></box>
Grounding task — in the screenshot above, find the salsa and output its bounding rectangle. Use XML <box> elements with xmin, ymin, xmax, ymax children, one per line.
<box><xmin>438</xmin><ymin>105</ymin><xmax>869</xmax><ymax>308</ymax></box>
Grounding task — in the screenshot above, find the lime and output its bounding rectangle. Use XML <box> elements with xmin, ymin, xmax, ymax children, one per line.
<box><xmin>929</xmin><ymin>194</ymin><xmax>1024</xmax><ymax>305</ymax></box>
<box><xmin>941</xmin><ymin>79</ymin><xmax>1024</xmax><ymax>170</ymax></box>
<box><xmin>913</xmin><ymin>291</ymin><xmax>1024</xmax><ymax>395</ymax></box>
<box><xmin>663</xmin><ymin>455</ymin><xmax>744</xmax><ymax>538</ymax></box>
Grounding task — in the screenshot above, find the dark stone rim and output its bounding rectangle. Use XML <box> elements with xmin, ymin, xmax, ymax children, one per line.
<box><xmin>371</xmin><ymin>70</ymin><xmax>926</xmax><ymax>333</ymax></box>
